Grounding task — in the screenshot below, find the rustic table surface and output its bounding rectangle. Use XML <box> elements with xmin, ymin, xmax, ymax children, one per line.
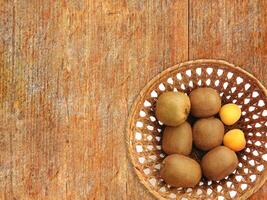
<box><xmin>0</xmin><ymin>0</ymin><xmax>266</xmax><ymax>200</ymax></box>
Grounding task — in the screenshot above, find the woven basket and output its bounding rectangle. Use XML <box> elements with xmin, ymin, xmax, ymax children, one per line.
<box><xmin>127</xmin><ymin>59</ymin><xmax>267</xmax><ymax>200</ymax></box>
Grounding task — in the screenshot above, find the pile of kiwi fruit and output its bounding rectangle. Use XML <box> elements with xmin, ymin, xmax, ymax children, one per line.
<box><xmin>156</xmin><ymin>87</ymin><xmax>239</xmax><ymax>188</ymax></box>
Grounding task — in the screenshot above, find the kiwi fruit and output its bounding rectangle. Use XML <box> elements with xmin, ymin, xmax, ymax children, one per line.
<box><xmin>189</xmin><ymin>87</ymin><xmax>221</xmax><ymax>117</ymax></box>
<box><xmin>193</xmin><ymin>117</ymin><xmax>224</xmax><ymax>151</ymax></box>
<box><xmin>160</xmin><ymin>154</ymin><xmax>201</xmax><ymax>187</ymax></box>
<box><xmin>201</xmin><ymin>146</ymin><xmax>238</xmax><ymax>181</ymax></box>
<box><xmin>162</xmin><ymin>121</ymin><xmax>192</xmax><ymax>155</ymax></box>
<box><xmin>156</xmin><ymin>91</ymin><xmax>190</xmax><ymax>126</ymax></box>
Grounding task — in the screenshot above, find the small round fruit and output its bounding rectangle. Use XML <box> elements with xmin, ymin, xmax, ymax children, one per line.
<box><xmin>193</xmin><ymin>117</ymin><xmax>224</xmax><ymax>151</ymax></box>
<box><xmin>201</xmin><ymin>146</ymin><xmax>238</xmax><ymax>181</ymax></box>
<box><xmin>162</xmin><ymin>122</ymin><xmax>192</xmax><ymax>155</ymax></box>
<box><xmin>189</xmin><ymin>87</ymin><xmax>221</xmax><ymax>118</ymax></box>
<box><xmin>160</xmin><ymin>154</ymin><xmax>202</xmax><ymax>187</ymax></box>
<box><xmin>223</xmin><ymin>129</ymin><xmax>246</xmax><ymax>152</ymax></box>
<box><xmin>156</xmin><ymin>91</ymin><xmax>191</xmax><ymax>126</ymax></box>
<box><xmin>219</xmin><ymin>103</ymin><xmax>241</xmax><ymax>125</ymax></box>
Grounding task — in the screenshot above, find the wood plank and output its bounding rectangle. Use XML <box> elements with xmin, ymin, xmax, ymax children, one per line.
<box><xmin>0</xmin><ymin>1</ymin><xmax>14</xmax><ymax>199</ymax></box>
<box><xmin>0</xmin><ymin>0</ymin><xmax>188</xmax><ymax>199</ymax></box>
<box><xmin>189</xmin><ymin>0</ymin><xmax>267</xmax><ymax>85</ymax></box>
<box><xmin>189</xmin><ymin>0</ymin><xmax>267</xmax><ymax>199</ymax></box>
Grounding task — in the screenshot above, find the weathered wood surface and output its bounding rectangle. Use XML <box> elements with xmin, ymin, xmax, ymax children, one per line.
<box><xmin>0</xmin><ymin>0</ymin><xmax>265</xmax><ymax>199</ymax></box>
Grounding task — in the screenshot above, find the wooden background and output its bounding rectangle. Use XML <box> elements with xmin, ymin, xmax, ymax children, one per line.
<box><xmin>0</xmin><ymin>0</ymin><xmax>266</xmax><ymax>199</ymax></box>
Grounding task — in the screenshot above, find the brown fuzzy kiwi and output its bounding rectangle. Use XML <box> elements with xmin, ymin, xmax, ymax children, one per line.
<box><xmin>193</xmin><ymin>117</ymin><xmax>224</xmax><ymax>151</ymax></box>
<box><xmin>160</xmin><ymin>154</ymin><xmax>202</xmax><ymax>187</ymax></box>
<box><xmin>162</xmin><ymin>121</ymin><xmax>192</xmax><ymax>155</ymax></box>
<box><xmin>156</xmin><ymin>91</ymin><xmax>191</xmax><ymax>126</ymax></box>
<box><xmin>189</xmin><ymin>87</ymin><xmax>221</xmax><ymax>118</ymax></box>
<box><xmin>201</xmin><ymin>146</ymin><xmax>238</xmax><ymax>181</ymax></box>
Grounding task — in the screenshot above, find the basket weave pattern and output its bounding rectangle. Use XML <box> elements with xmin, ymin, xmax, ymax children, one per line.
<box><xmin>127</xmin><ymin>60</ymin><xmax>267</xmax><ymax>200</ymax></box>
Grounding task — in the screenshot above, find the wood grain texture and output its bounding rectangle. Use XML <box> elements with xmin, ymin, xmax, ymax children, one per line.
<box><xmin>0</xmin><ymin>0</ymin><xmax>188</xmax><ymax>199</ymax></box>
<box><xmin>0</xmin><ymin>0</ymin><xmax>265</xmax><ymax>199</ymax></box>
